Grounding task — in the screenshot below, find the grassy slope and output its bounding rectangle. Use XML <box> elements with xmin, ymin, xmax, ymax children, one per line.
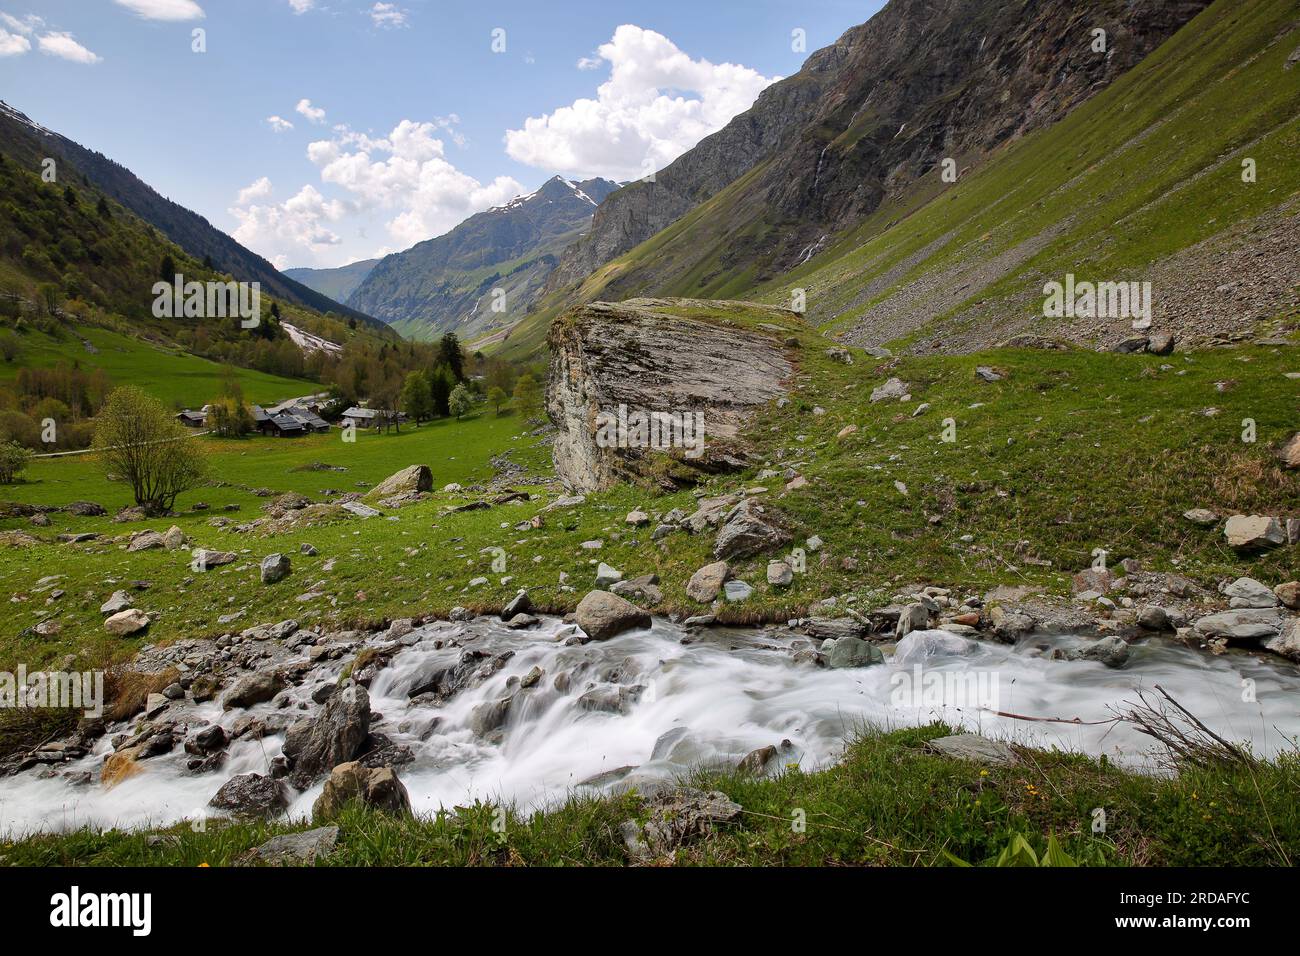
<box><xmin>4</xmin><ymin>304</ymin><xmax>1298</xmax><ymax>671</ymax></box>
<box><xmin>5</xmin><ymin>723</ymin><xmax>1295</xmax><ymax>866</ymax></box>
<box><xmin>0</xmin><ymin>325</ymin><xmax>314</xmax><ymax>410</ymax></box>
<box><xmin>759</xmin><ymin>0</ymin><xmax>1300</xmax><ymax>338</ymax></box>
<box><xmin>490</xmin><ymin>0</ymin><xmax>1300</xmax><ymax>364</ymax></box>
<box><xmin>2</xmin><ymin>310</ymin><xmax>1298</xmax><ymax>866</ymax></box>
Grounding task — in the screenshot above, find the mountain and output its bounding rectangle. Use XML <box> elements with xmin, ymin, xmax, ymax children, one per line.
<box><xmin>0</xmin><ymin>101</ymin><xmax>389</xmax><ymax>334</ymax></box>
<box><xmin>495</xmin><ymin>0</ymin><xmax>1298</xmax><ymax>361</ymax></box>
<box><xmin>546</xmin><ymin>0</ymin><xmax>1214</xmax><ymax>299</ymax></box>
<box><xmin>347</xmin><ymin>175</ymin><xmax>619</xmax><ymax>341</ymax></box>
<box><xmin>284</xmin><ymin>258</ymin><xmax>380</xmax><ymax>303</ymax></box>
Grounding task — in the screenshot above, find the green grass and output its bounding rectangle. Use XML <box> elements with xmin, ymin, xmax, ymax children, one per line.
<box><xmin>490</xmin><ymin>0</ymin><xmax>1300</xmax><ymax>366</ymax></box>
<box><xmin>4</xmin><ymin>320</ymin><xmax>1298</xmax><ymax>677</ymax></box>
<box><xmin>0</xmin><ymin>324</ymin><xmax>315</xmax><ymax>410</ymax></box>
<box><xmin>4</xmin><ymin>723</ymin><xmax>1295</xmax><ymax>866</ymax></box>
<box><xmin>758</xmin><ymin>0</ymin><xmax>1300</xmax><ymax>339</ymax></box>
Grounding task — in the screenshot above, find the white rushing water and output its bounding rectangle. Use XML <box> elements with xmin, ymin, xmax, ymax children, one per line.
<box><xmin>2</xmin><ymin>617</ymin><xmax>1298</xmax><ymax>835</ymax></box>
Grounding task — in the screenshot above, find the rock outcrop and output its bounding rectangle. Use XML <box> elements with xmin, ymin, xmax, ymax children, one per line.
<box><xmin>547</xmin><ymin>299</ymin><xmax>795</xmax><ymax>492</ymax></box>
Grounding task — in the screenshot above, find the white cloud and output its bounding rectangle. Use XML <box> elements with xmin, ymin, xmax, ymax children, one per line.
<box><xmin>37</xmin><ymin>31</ymin><xmax>101</xmax><ymax>64</ymax></box>
<box><xmin>576</xmin><ymin>55</ymin><xmax>601</xmax><ymax>71</ymax></box>
<box><xmin>236</xmin><ymin>177</ymin><xmax>274</xmax><ymax>204</ymax></box>
<box><xmin>0</xmin><ymin>13</ymin><xmax>42</xmax><ymax>34</ymax></box>
<box><xmin>112</xmin><ymin>0</ymin><xmax>205</xmax><ymax>21</ymax></box>
<box><xmin>309</xmin><ymin>118</ymin><xmax>522</xmax><ymax>248</ymax></box>
<box><xmin>369</xmin><ymin>3</ymin><xmax>408</xmax><ymax>29</ymax></box>
<box><xmin>229</xmin><ymin>183</ymin><xmax>347</xmax><ymax>265</ymax></box>
<box><xmin>265</xmin><ymin>115</ymin><xmax>294</xmax><ymax>133</ymax></box>
<box><xmin>288</xmin><ymin>0</ymin><xmax>315</xmax><ymax>13</ymax></box>
<box><xmin>295</xmin><ymin>98</ymin><xmax>326</xmax><ymax>124</ymax></box>
<box><xmin>505</xmin><ymin>24</ymin><xmax>777</xmax><ymax>181</ymax></box>
<box><xmin>232</xmin><ymin>115</ymin><xmax>525</xmax><ymax>266</ymax></box>
<box><xmin>0</xmin><ymin>27</ymin><xmax>30</xmax><ymax>56</ymax></box>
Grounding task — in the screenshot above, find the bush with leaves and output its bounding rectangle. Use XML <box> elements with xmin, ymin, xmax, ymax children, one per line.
<box><xmin>448</xmin><ymin>383</ymin><xmax>473</xmax><ymax>421</ymax></box>
<box><xmin>0</xmin><ymin>440</ymin><xmax>31</xmax><ymax>484</ymax></box>
<box><xmin>512</xmin><ymin>373</ymin><xmax>541</xmax><ymax>417</ymax></box>
<box><xmin>93</xmin><ymin>386</ymin><xmax>207</xmax><ymax>514</ymax></box>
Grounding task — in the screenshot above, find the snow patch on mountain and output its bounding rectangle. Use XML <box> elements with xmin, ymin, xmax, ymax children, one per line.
<box><xmin>281</xmin><ymin>321</ymin><xmax>342</xmax><ymax>356</ymax></box>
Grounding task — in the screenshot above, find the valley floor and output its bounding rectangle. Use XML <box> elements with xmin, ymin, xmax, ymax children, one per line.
<box><xmin>1</xmin><ymin>336</ymin><xmax>1298</xmax><ymax>866</ymax></box>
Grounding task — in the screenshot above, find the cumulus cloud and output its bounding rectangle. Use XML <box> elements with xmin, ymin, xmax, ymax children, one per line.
<box><xmin>236</xmin><ymin>177</ymin><xmax>274</xmax><ymax>204</ymax></box>
<box><xmin>229</xmin><ymin>183</ymin><xmax>347</xmax><ymax>267</ymax></box>
<box><xmin>369</xmin><ymin>3</ymin><xmax>408</xmax><ymax>28</ymax></box>
<box><xmin>505</xmin><ymin>24</ymin><xmax>777</xmax><ymax>181</ymax></box>
<box><xmin>0</xmin><ymin>26</ymin><xmax>30</xmax><ymax>56</ymax></box>
<box><xmin>309</xmin><ymin>118</ymin><xmax>522</xmax><ymax>248</ymax></box>
<box><xmin>295</xmin><ymin>98</ymin><xmax>326</xmax><ymax>124</ymax></box>
<box><xmin>112</xmin><ymin>0</ymin><xmax>205</xmax><ymax>21</ymax></box>
<box><xmin>265</xmin><ymin>115</ymin><xmax>294</xmax><ymax>133</ymax></box>
<box><xmin>288</xmin><ymin>0</ymin><xmax>314</xmax><ymax>12</ymax></box>
<box><xmin>0</xmin><ymin>12</ymin><xmax>42</xmax><ymax>34</ymax></box>
<box><xmin>37</xmin><ymin>31</ymin><xmax>101</xmax><ymax>64</ymax></box>
<box><xmin>232</xmin><ymin>118</ymin><xmax>523</xmax><ymax>266</ymax></box>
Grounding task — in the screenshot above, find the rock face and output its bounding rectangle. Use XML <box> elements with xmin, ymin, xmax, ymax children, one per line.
<box><xmin>546</xmin><ymin>299</ymin><xmax>795</xmax><ymax>492</ymax></box>
<box><xmin>311</xmin><ymin>761</ymin><xmax>412</xmax><ymax>822</ymax></box>
<box><xmin>545</xmin><ymin>0</ymin><xmax>1208</xmax><ymax>307</ymax></box>
<box><xmin>366</xmin><ymin>465</ymin><xmax>433</xmax><ymax>500</ymax></box>
<box><xmin>283</xmin><ymin>684</ymin><xmax>372</xmax><ymax>787</ymax></box>
<box><xmin>574</xmin><ymin>590</ymin><xmax>652</xmax><ymax>641</ymax></box>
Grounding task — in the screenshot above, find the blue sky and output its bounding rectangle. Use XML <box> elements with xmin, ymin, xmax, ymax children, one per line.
<box><xmin>0</xmin><ymin>0</ymin><xmax>883</xmax><ymax>269</ymax></box>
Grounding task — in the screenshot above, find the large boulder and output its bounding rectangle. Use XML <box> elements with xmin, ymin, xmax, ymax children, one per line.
<box><xmin>1278</xmin><ymin>432</ymin><xmax>1300</xmax><ymax>469</ymax></box>
<box><xmin>248</xmin><ymin>826</ymin><xmax>339</xmax><ymax>865</ymax></box>
<box><xmin>100</xmin><ymin>590</ymin><xmax>133</xmax><ymax>615</ymax></box>
<box><xmin>366</xmin><ymin>465</ymin><xmax>433</xmax><ymax>500</ymax></box>
<box><xmin>222</xmin><ymin>671</ymin><xmax>286</xmax><ymax>710</ymax></box>
<box><xmin>618</xmin><ymin>787</ymin><xmax>742</xmax><ymax>862</ymax></box>
<box><xmin>1223</xmin><ymin>577</ymin><xmax>1278</xmax><ymax>609</ymax></box>
<box><xmin>127</xmin><ymin>531</ymin><xmax>166</xmax><ymax>552</ymax></box>
<box><xmin>209</xmin><ymin>773</ymin><xmax>288</xmax><ymax>818</ymax></box>
<box><xmin>282</xmin><ymin>684</ymin><xmax>371</xmax><ymax>787</ymax></box>
<box><xmin>713</xmin><ymin>498</ymin><xmax>791</xmax><ymax>560</ymax></box>
<box><xmin>312</xmin><ymin>761</ymin><xmax>412</xmax><ymax>822</ymax></box>
<box><xmin>1193</xmin><ymin>609</ymin><xmax>1283</xmax><ymax>641</ymax></box>
<box><xmin>926</xmin><ymin>734</ymin><xmax>1016</xmax><ymax>767</ymax></box>
<box><xmin>1264</xmin><ymin>620</ymin><xmax>1300</xmax><ymax>661</ymax></box>
<box><xmin>546</xmin><ymin>299</ymin><xmax>796</xmax><ymax>492</ymax></box>
<box><xmin>686</xmin><ymin>561</ymin><xmax>730</xmax><ymax>603</ymax></box>
<box><xmin>574</xmin><ymin>590</ymin><xmax>651</xmax><ymax>641</ymax></box>
<box><xmin>823</xmin><ymin>636</ymin><xmax>883</xmax><ymax>668</ymax></box>
<box><xmin>104</xmin><ymin>609</ymin><xmax>150</xmax><ymax>637</ymax></box>
<box><xmin>1224</xmin><ymin>515</ymin><xmax>1286</xmax><ymax>551</ymax></box>
<box><xmin>260</xmin><ymin>553</ymin><xmax>291</xmax><ymax>584</ymax></box>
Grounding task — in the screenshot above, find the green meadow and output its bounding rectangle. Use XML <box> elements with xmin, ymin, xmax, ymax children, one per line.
<box><xmin>0</xmin><ymin>324</ymin><xmax>315</xmax><ymax>411</ymax></box>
